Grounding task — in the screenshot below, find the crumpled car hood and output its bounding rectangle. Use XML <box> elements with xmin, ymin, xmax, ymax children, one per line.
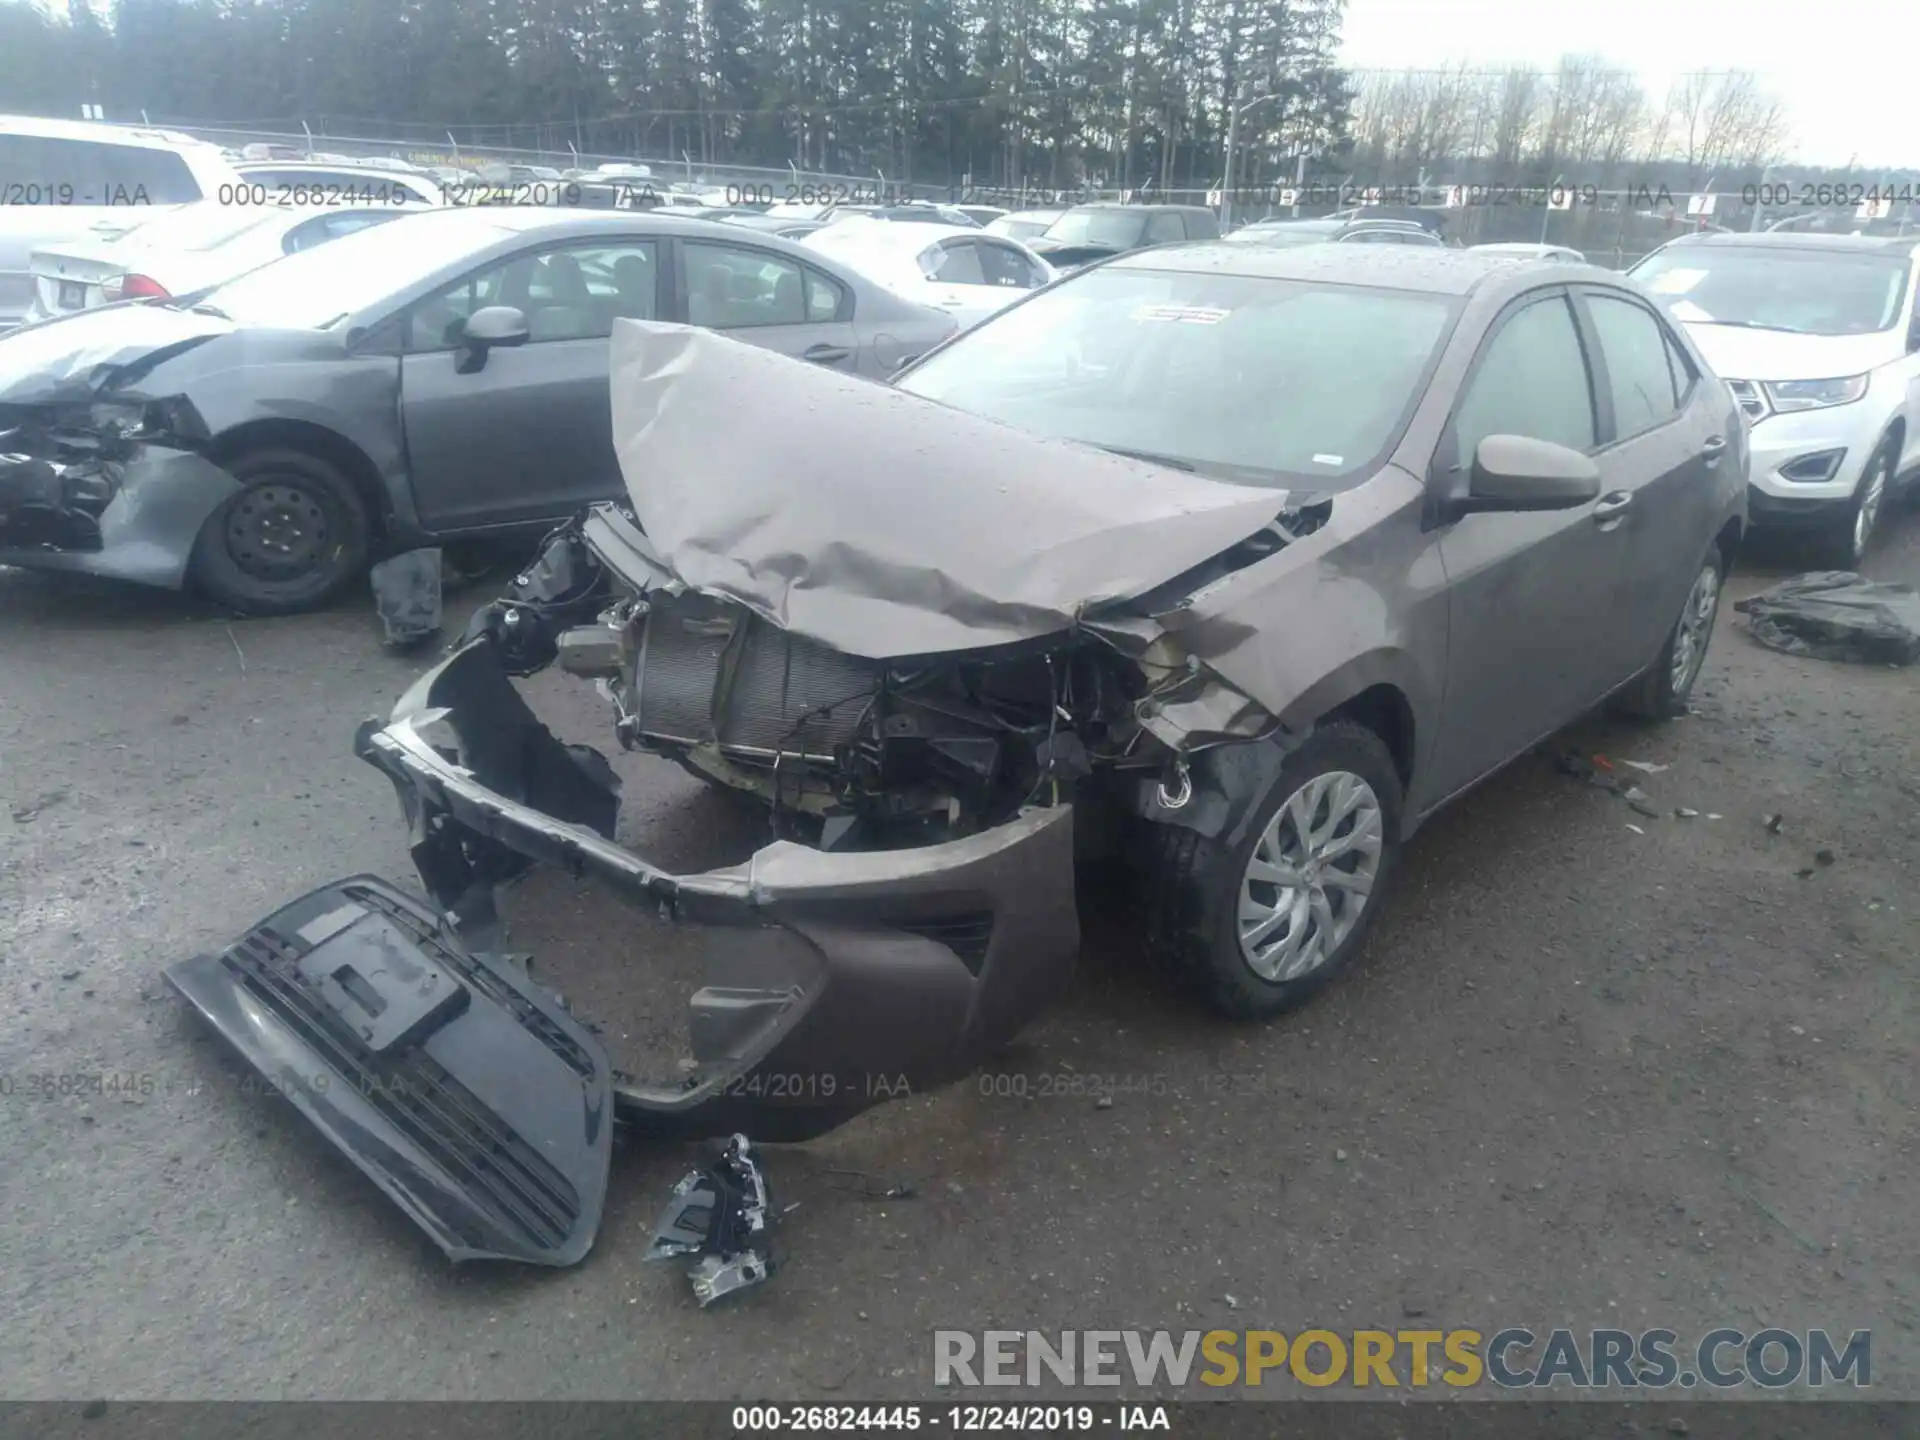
<box><xmin>0</xmin><ymin>303</ymin><xmax>233</xmax><ymax>405</ymax></box>
<box><xmin>608</xmin><ymin>320</ymin><xmax>1289</xmax><ymax>659</ymax></box>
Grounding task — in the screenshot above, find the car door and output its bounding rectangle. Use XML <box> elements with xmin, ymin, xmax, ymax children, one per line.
<box><xmin>676</xmin><ymin>236</ymin><xmax>861</xmax><ymax>369</ymax></box>
<box><xmin>1573</xmin><ymin>286</ymin><xmax>1727</xmax><ymax>683</ymax></box>
<box><xmin>1425</xmin><ymin>289</ymin><xmax>1630</xmax><ymax>798</ymax></box>
<box><xmin>399</xmin><ymin>236</ymin><xmax>664</xmax><ymax>532</ymax></box>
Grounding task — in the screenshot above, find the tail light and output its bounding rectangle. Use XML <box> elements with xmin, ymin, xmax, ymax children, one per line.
<box><xmin>111</xmin><ymin>273</ymin><xmax>170</xmax><ymax>301</ymax></box>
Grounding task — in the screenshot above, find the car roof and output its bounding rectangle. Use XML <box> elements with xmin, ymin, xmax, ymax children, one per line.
<box><xmin>1658</xmin><ymin>231</ymin><xmax>1920</xmax><ymax>256</ymax></box>
<box><xmin>1064</xmin><ymin>202</ymin><xmax>1211</xmax><ymax>215</ymax></box>
<box><xmin>811</xmin><ymin>219</ymin><xmax>984</xmax><ymax>249</ymax></box>
<box><xmin>1107</xmin><ymin>240</ymin><xmax>1608</xmax><ymax>296</ymax></box>
<box><xmin>0</xmin><ymin>113</ymin><xmax>220</xmax><ymax>152</ymax></box>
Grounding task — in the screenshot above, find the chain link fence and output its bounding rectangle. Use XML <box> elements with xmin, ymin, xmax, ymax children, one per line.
<box><xmin>142</xmin><ymin>121</ymin><xmax>1920</xmax><ymax>269</ymax></box>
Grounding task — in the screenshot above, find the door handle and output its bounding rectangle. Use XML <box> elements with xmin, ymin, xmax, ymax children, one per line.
<box><xmin>1701</xmin><ymin>434</ymin><xmax>1727</xmax><ymax>467</ymax></box>
<box><xmin>1592</xmin><ymin>491</ymin><xmax>1634</xmax><ymax>523</ymax></box>
<box><xmin>802</xmin><ymin>344</ymin><xmax>851</xmax><ymax>364</ymax></box>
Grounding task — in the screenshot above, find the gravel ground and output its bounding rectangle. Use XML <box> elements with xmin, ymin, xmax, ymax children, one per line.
<box><xmin>1</xmin><ymin>508</ymin><xmax>1916</xmax><ymax>1402</ymax></box>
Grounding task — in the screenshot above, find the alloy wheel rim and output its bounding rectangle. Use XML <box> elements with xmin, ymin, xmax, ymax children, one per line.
<box><xmin>226</xmin><ymin>483</ymin><xmax>330</xmax><ymax>581</ymax></box>
<box><xmin>1853</xmin><ymin>457</ymin><xmax>1888</xmax><ymax>558</ymax></box>
<box><xmin>1669</xmin><ymin>562</ymin><xmax>1720</xmax><ymax>695</ymax></box>
<box><xmin>1238</xmin><ymin>770</ymin><xmax>1383</xmax><ymax>982</ymax></box>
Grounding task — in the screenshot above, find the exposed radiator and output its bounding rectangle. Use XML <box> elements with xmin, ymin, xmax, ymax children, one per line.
<box><xmin>635</xmin><ymin>592</ymin><xmax>878</xmax><ymax>761</ymax></box>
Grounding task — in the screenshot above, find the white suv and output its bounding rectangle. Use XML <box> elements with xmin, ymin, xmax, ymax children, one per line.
<box><xmin>0</xmin><ymin>115</ymin><xmax>242</xmax><ymax>330</ymax></box>
<box><xmin>1630</xmin><ymin>232</ymin><xmax>1920</xmax><ymax>566</ymax></box>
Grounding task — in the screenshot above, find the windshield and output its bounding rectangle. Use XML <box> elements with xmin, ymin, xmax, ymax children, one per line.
<box><xmin>1041</xmin><ymin>210</ymin><xmax>1147</xmax><ymax>249</ymax></box>
<box><xmin>1226</xmin><ymin>224</ymin><xmax>1339</xmax><ymax>247</ymax></box>
<box><xmin>895</xmin><ymin>266</ymin><xmax>1458</xmax><ymax>486</ymax></box>
<box><xmin>195</xmin><ymin>212</ymin><xmax>509</xmax><ymax>328</ymax></box>
<box><xmin>1631</xmin><ymin>246</ymin><xmax>1911</xmax><ymax>336</ymax></box>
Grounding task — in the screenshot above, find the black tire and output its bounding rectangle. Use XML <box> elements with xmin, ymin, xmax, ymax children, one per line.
<box><xmin>1612</xmin><ymin>546</ymin><xmax>1725</xmax><ymax>720</ymax></box>
<box><xmin>190</xmin><ymin>448</ymin><xmax>371</xmax><ymax>615</ymax></box>
<box><xmin>1146</xmin><ymin>721</ymin><xmax>1404</xmax><ymax>1020</ymax></box>
<box><xmin>1814</xmin><ymin>438</ymin><xmax>1895</xmax><ymax>571</ymax></box>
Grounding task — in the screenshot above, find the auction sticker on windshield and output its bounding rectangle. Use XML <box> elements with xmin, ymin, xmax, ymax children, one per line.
<box><xmin>1643</xmin><ymin>268</ymin><xmax>1707</xmax><ymax>295</ymax></box>
<box><xmin>1131</xmin><ymin>304</ymin><xmax>1231</xmax><ymax>324</ymax></box>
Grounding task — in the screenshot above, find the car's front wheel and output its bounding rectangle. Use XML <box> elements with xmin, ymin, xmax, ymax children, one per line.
<box><xmin>190</xmin><ymin>448</ymin><xmax>371</xmax><ymax>615</ymax></box>
<box><xmin>1819</xmin><ymin>438</ymin><xmax>1895</xmax><ymax>570</ymax></box>
<box><xmin>1148</xmin><ymin>722</ymin><xmax>1404</xmax><ymax>1020</ymax></box>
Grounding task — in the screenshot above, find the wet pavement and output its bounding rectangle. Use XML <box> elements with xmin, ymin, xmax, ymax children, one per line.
<box><xmin>2</xmin><ymin>505</ymin><xmax>1917</xmax><ymax>1400</ymax></box>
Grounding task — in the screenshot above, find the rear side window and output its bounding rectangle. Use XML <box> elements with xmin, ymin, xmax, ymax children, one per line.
<box><xmin>929</xmin><ymin>241</ymin><xmax>988</xmax><ymax>285</ymax></box>
<box><xmin>1452</xmin><ymin>295</ymin><xmax>1597</xmax><ymax>461</ymax></box>
<box><xmin>976</xmin><ymin>242</ymin><xmax>1045</xmax><ymax>289</ymax></box>
<box><xmin>0</xmin><ymin>133</ymin><xmax>203</xmax><ymax>204</ymax></box>
<box><xmin>1182</xmin><ymin>211</ymin><xmax>1220</xmax><ymax>240</ymax></box>
<box><xmin>1586</xmin><ymin>293</ymin><xmax>1680</xmax><ymax>439</ymax></box>
<box><xmin>1144</xmin><ymin>212</ymin><xmax>1185</xmax><ymax>245</ymax></box>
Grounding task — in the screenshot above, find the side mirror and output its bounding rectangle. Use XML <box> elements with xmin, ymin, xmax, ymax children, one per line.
<box><xmin>1461</xmin><ymin>434</ymin><xmax>1602</xmax><ymax>513</ymax></box>
<box><xmin>455</xmin><ymin>305</ymin><xmax>529</xmax><ymax>374</ymax></box>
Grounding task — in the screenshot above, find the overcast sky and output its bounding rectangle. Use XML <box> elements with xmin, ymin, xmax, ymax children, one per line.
<box><xmin>1340</xmin><ymin>0</ymin><xmax>1909</xmax><ymax>169</ymax></box>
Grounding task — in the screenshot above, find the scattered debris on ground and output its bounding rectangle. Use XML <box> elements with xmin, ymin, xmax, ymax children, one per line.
<box><xmin>646</xmin><ymin>1134</ymin><xmax>777</xmax><ymax>1307</ymax></box>
<box><xmin>1733</xmin><ymin>571</ymin><xmax>1920</xmax><ymax>666</ymax></box>
<box><xmin>10</xmin><ymin>788</ymin><xmax>67</xmax><ymax>823</ymax></box>
<box><xmin>368</xmin><ymin>547</ymin><xmax>445</xmax><ymax>648</ymax></box>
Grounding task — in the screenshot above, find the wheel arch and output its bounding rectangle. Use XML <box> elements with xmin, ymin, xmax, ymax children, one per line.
<box><xmin>206</xmin><ymin>418</ymin><xmax>391</xmax><ymax>545</ymax></box>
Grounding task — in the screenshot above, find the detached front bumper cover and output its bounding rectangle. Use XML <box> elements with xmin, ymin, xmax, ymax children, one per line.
<box><xmin>169</xmin><ymin>636</ymin><xmax>1078</xmax><ymax>1265</ymax></box>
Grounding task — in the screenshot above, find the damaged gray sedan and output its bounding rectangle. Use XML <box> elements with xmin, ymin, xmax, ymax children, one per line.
<box><xmin>167</xmin><ymin>245</ymin><xmax>1747</xmax><ymax>1266</ymax></box>
<box><xmin>0</xmin><ymin>208</ymin><xmax>954</xmax><ymax>612</ymax></box>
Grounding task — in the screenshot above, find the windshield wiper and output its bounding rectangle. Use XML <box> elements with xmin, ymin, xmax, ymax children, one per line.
<box><xmin>1695</xmin><ymin>318</ymin><xmax>1811</xmax><ymax>334</ymax></box>
<box><xmin>189</xmin><ymin>303</ymin><xmax>230</xmax><ymax>320</ymax></box>
<box><xmin>1096</xmin><ymin>444</ymin><xmax>1196</xmax><ymax>472</ymax></box>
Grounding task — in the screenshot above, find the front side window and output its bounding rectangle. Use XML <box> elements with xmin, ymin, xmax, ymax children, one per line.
<box><xmin>1452</xmin><ymin>295</ymin><xmax>1597</xmax><ymax>464</ymax></box>
<box><xmin>405</xmin><ymin>240</ymin><xmax>658</xmax><ymax>351</ymax></box>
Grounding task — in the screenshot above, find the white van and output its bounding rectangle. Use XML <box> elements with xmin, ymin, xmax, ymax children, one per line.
<box><xmin>1</xmin><ymin>115</ymin><xmax>243</xmax><ymax>329</ymax></box>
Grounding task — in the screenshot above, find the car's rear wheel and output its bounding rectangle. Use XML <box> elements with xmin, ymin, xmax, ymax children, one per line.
<box><xmin>1147</xmin><ymin>722</ymin><xmax>1404</xmax><ymax>1020</ymax></box>
<box><xmin>1613</xmin><ymin>549</ymin><xmax>1724</xmax><ymax>719</ymax></box>
<box><xmin>190</xmin><ymin>448</ymin><xmax>370</xmax><ymax>615</ymax></box>
<box><xmin>1818</xmin><ymin>438</ymin><xmax>1894</xmax><ymax>570</ymax></box>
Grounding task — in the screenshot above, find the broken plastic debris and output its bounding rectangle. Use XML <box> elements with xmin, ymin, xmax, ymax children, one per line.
<box><xmin>1626</xmin><ymin>824</ymin><xmax>1645</xmax><ymax>835</ymax></box>
<box><xmin>1619</xmin><ymin>760</ymin><xmax>1671</xmax><ymax>774</ymax></box>
<box><xmin>369</xmin><ymin>547</ymin><xmax>445</xmax><ymax>648</ymax></box>
<box><xmin>1732</xmin><ymin>572</ymin><xmax>1920</xmax><ymax>666</ymax></box>
<box><xmin>1765</xmin><ymin>814</ymin><xmax>1784</xmax><ymax>835</ymax></box>
<box><xmin>1675</xmin><ymin>807</ymin><xmax>1700</xmax><ymax>819</ymax></box>
<box><xmin>646</xmin><ymin>1134</ymin><xmax>776</xmax><ymax>1307</ymax></box>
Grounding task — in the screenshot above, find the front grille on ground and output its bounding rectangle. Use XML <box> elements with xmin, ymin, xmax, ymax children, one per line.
<box><xmin>635</xmin><ymin>593</ymin><xmax>878</xmax><ymax>761</ymax></box>
<box><xmin>218</xmin><ymin>923</ymin><xmax>582</xmax><ymax>1252</ymax></box>
<box><xmin>895</xmin><ymin>911</ymin><xmax>996</xmax><ymax>972</ymax></box>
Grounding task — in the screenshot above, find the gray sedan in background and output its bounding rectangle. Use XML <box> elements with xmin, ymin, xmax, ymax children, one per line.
<box><xmin>0</xmin><ymin>208</ymin><xmax>957</xmax><ymax>612</ymax></box>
